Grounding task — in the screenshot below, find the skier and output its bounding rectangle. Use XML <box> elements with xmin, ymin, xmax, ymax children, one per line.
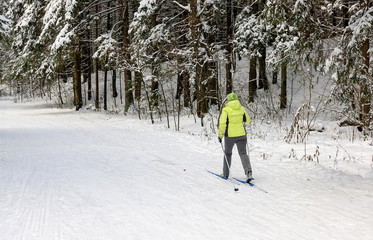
<box><xmin>218</xmin><ymin>93</ymin><xmax>254</xmax><ymax>183</ymax></box>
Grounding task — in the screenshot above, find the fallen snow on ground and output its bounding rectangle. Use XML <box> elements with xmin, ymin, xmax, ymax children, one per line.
<box><xmin>0</xmin><ymin>98</ymin><xmax>372</xmax><ymax>240</ymax></box>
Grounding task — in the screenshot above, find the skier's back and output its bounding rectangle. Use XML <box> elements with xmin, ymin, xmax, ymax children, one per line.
<box><xmin>218</xmin><ymin>93</ymin><xmax>253</xmax><ymax>183</ymax></box>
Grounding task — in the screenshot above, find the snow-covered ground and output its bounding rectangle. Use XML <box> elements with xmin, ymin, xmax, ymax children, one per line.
<box><xmin>1</xmin><ymin>98</ymin><xmax>373</xmax><ymax>240</ymax></box>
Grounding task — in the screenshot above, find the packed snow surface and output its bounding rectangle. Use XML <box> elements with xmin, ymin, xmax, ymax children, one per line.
<box><xmin>0</xmin><ymin>99</ymin><xmax>372</xmax><ymax>240</ymax></box>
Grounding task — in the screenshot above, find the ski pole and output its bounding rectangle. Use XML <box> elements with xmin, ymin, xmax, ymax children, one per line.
<box><xmin>220</xmin><ymin>141</ymin><xmax>239</xmax><ymax>192</ymax></box>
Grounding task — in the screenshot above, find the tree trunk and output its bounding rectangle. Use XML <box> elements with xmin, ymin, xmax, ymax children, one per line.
<box><xmin>103</xmin><ymin>3</ymin><xmax>109</xmax><ymax>111</ymax></box>
<box><xmin>178</xmin><ymin>1</ymin><xmax>191</xmax><ymax>108</ymax></box>
<box><xmin>280</xmin><ymin>61</ymin><xmax>287</xmax><ymax>109</ymax></box>
<box><xmin>134</xmin><ymin>71</ymin><xmax>142</xmax><ymax>102</ymax></box>
<box><xmin>272</xmin><ymin>68</ymin><xmax>278</xmax><ymax>84</ymax></box>
<box><xmin>134</xmin><ymin>71</ymin><xmax>142</xmax><ymax>120</ymax></box>
<box><xmin>106</xmin><ymin>1</ymin><xmax>117</xmax><ymax>100</ymax></box>
<box><xmin>57</xmin><ymin>75</ymin><xmax>64</xmax><ymax>105</ymax></box>
<box><xmin>112</xmin><ymin>69</ymin><xmax>118</xmax><ymax>98</ymax></box>
<box><xmin>82</xmin><ymin>15</ymin><xmax>92</xmax><ymax>102</ymax></box>
<box><xmin>195</xmin><ymin>63</ymin><xmax>208</xmax><ymax>124</ymax></box>
<box><xmin>226</xmin><ymin>0</ymin><xmax>233</xmax><ymax>94</ymax></box>
<box><xmin>189</xmin><ymin>0</ymin><xmax>198</xmax><ymax>68</ymax></box>
<box><xmin>95</xmin><ymin>60</ymin><xmax>99</xmax><ymax>109</ymax></box>
<box><xmin>200</xmin><ymin>63</ymin><xmax>209</xmax><ymax>114</ymax></box>
<box><xmin>248</xmin><ymin>57</ymin><xmax>257</xmax><ymax>103</ymax></box>
<box><xmin>131</xmin><ymin>0</ymin><xmax>140</xmax><ymax>109</ymax></box>
<box><xmin>195</xmin><ymin>64</ymin><xmax>203</xmax><ymax>118</ymax></box>
<box><xmin>104</xmin><ymin>69</ymin><xmax>107</xmax><ymax>110</ymax></box>
<box><xmin>360</xmin><ymin>39</ymin><xmax>370</xmax><ymax>132</ymax></box>
<box><xmin>248</xmin><ymin>0</ymin><xmax>259</xmax><ymax>103</ymax></box>
<box><xmin>342</xmin><ymin>0</ymin><xmax>349</xmax><ymax>28</ymax></box>
<box><xmin>95</xmin><ymin>4</ymin><xmax>100</xmax><ymax>110</ymax></box>
<box><xmin>183</xmin><ymin>71</ymin><xmax>191</xmax><ymax>107</ymax></box>
<box><xmin>150</xmin><ymin>13</ymin><xmax>159</xmax><ymax>108</ymax></box>
<box><xmin>150</xmin><ymin>65</ymin><xmax>159</xmax><ymax>109</ymax></box>
<box><xmin>190</xmin><ymin>0</ymin><xmax>206</xmax><ymax>124</ymax></box>
<box><xmin>73</xmin><ymin>46</ymin><xmax>83</xmax><ymax>111</ymax></box>
<box><xmin>258</xmin><ymin>46</ymin><xmax>269</xmax><ymax>90</ymax></box>
<box><xmin>87</xmin><ymin>58</ymin><xmax>92</xmax><ymax>101</ymax></box>
<box><xmin>86</xmin><ymin>30</ymin><xmax>92</xmax><ymax>101</ymax></box>
<box><xmin>123</xmin><ymin>0</ymin><xmax>133</xmax><ymax>112</ymax></box>
<box><xmin>208</xmin><ymin>61</ymin><xmax>218</xmax><ymax>105</ymax></box>
<box><xmin>124</xmin><ymin>68</ymin><xmax>133</xmax><ymax>112</ymax></box>
<box><xmin>176</xmin><ymin>70</ymin><xmax>183</xmax><ymax>100</ymax></box>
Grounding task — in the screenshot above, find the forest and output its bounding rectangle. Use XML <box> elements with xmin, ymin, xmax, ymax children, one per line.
<box><xmin>0</xmin><ymin>0</ymin><xmax>372</xmax><ymax>134</ymax></box>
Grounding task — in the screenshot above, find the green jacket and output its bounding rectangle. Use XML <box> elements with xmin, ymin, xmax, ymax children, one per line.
<box><xmin>218</xmin><ymin>100</ymin><xmax>250</xmax><ymax>138</ymax></box>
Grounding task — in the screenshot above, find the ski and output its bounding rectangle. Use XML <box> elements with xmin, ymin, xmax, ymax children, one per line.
<box><xmin>233</xmin><ymin>177</ymin><xmax>268</xmax><ymax>193</ymax></box>
<box><xmin>206</xmin><ymin>170</ymin><xmax>240</xmax><ymax>185</ymax></box>
<box><xmin>207</xmin><ymin>170</ymin><xmax>227</xmax><ymax>179</ymax></box>
<box><xmin>207</xmin><ymin>170</ymin><xmax>267</xmax><ymax>193</ymax></box>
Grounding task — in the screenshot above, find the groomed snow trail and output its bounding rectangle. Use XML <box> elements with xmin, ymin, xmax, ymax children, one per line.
<box><xmin>0</xmin><ymin>99</ymin><xmax>372</xmax><ymax>240</ymax></box>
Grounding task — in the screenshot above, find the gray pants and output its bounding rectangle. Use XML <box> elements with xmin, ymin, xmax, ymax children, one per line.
<box><xmin>223</xmin><ymin>135</ymin><xmax>252</xmax><ymax>178</ymax></box>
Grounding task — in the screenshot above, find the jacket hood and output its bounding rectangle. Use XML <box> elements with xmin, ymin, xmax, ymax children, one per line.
<box><xmin>226</xmin><ymin>100</ymin><xmax>241</xmax><ymax>110</ymax></box>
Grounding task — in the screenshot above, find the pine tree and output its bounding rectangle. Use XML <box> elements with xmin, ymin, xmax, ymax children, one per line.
<box><xmin>328</xmin><ymin>0</ymin><xmax>373</xmax><ymax>133</ymax></box>
<box><xmin>0</xmin><ymin>1</ymin><xmax>10</xmax><ymax>88</ymax></box>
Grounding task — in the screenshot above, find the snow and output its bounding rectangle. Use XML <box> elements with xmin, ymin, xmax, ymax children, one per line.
<box><xmin>51</xmin><ymin>24</ymin><xmax>74</xmax><ymax>52</ymax></box>
<box><xmin>49</xmin><ymin>0</ymin><xmax>78</xmax><ymax>52</ymax></box>
<box><xmin>92</xmin><ymin>34</ymin><xmax>119</xmax><ymax>63</ymax></box>
<box><xmin>65</xmin><ymin>0</ymin><xmax>77</xmax><ymax>21</ymax></box>
<box><xmin>135</xmin><ymin>0</ymin><xmax>157</xmax><ymax>19</ymax></box>
<box><xmin>347</xmin><ymin>7</ymin><xmax>373</xmax><ymax>48</ymax></box>
<box><xmin>1</xmin><ymin>98</ymin><xmax>372</xmax><ymax>240</ymax></box>
<box><xmin>39</xmin><ymin>0</ymin><xmax>64</xmax><ymax>42</ymax></box>
<box><xmin>0</xmin><ymin>15</ymin><xmax>10</xmax><ymax>33</ymax></box>
<box><xmin>173</xmin><ymin>1</ymin><xmax>190</xmax><ymax>11</ymax></box>
<box><xmin>15</xmin><ymin>3</ymin><xmax>35</xmax><ymax>29</ymax></box>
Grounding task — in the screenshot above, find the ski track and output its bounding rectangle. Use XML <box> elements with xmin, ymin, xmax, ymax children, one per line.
<box><xmin>0</xmin><ymin>99</ymin><xmax>372</xmax><ymax>240</ymax></box>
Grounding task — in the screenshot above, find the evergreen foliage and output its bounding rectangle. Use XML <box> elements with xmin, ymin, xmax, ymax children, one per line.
<box><xmin>0</xmin><ymin>0</ymin><xmax>372</xmax><ymax>133</ymax></box>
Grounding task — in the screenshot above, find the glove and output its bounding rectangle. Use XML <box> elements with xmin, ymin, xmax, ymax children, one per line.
<box><xmin>218</xmin><ymin>137</ymin><xmax>222</xmax><ymax>143</ymax></box>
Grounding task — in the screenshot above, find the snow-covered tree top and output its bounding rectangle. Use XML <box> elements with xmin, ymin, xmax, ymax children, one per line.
<box><xmin>0</xmin><ymin>15</ymin><xmax>11</xmax><ymax>33</ymax></box>
<box><xmin>347</xmin><ymin>7</ymin><xmax>373</xmax><ymax>47</ymax></box>
<box><xmin>40</xmin><ymin>0</ymin><xmax>65</xmax><ymax>40</ymax></box>
<box><xmin>135</xmin><ymin>0</ymin><xmax>158</xmax><ymax>19</ymax></box>
<box><xmin>93</xmin><ymin>34</ymin><xmax>119</xmax><ymax>66</ymax></box>
<box><xmin>14</xmin><ymin>3</ymin><xmax>34</xmax><ymax>29</ymax></box>
<box><xmin>65</xmin><ymin>0</ymin><xmax>77</xmax><ymax>21</ymax></box>
<box><xmin>51</xmin><ymin>24</ymin><xmax>74</xmax><ymax>52</ymax></box>
<box><xmin>49</xmin><ymin>0</ymin><xmax>79</xmax><ymax>52</ymax></box>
